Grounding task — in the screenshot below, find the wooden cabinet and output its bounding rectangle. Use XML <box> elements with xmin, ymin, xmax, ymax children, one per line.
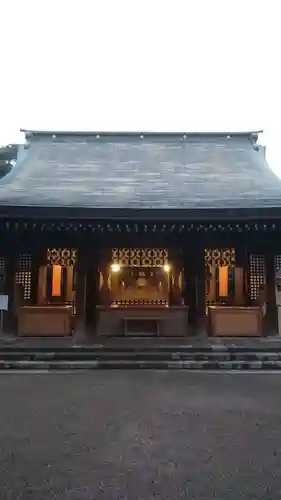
<box><xmin>208</xmin><ymin>306</ymin><xmax>262</xmax><ymax>337</ymax></box>
<box><xmin>18</xmin><ymin>305</ymin><xmax>73</xmax><ymax>337</ymax></box>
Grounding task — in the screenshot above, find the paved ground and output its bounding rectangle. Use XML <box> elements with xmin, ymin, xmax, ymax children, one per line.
<box><xmin>1</xmin><ymin>372</ymin><xmax>281</xmax><ymax>500</ymax></box>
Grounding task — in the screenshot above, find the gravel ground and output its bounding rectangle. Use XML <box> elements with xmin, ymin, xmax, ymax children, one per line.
<box><xmin>1</xmin><ymin>371</ymin><xmax>281</xmax><ymax>499</ymax></box>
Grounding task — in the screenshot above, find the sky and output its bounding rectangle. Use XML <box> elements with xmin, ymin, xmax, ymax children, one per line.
<box><xmin>1</xmin><ymin>0</ymin><xmax>280</xmax><ymax>175</ymax></box>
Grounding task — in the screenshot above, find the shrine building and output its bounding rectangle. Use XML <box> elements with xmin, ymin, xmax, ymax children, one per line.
<box><xmin>0</xmin><ymin>130</ymin><xmax>281</xmax><ymax>338</ymax></box>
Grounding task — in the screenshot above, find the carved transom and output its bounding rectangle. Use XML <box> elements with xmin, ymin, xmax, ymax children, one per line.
<box><xmin>112</xmin><ymin>248</ymin><xmax>168</xmax><ymax>267</ymax></box>
<box><xmin>205</xmin><ymin>248</ymin><xmax>236</xmax><ymax>268</ymax></box>
<box><xmin>47</xmin><ymin>248</ymin><xmax>77</xmax><ymax>266</ymax></box>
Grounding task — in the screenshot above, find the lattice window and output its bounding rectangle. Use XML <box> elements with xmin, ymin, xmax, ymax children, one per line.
<box><xmin>248</xmin><ymin>254</ymin><xmax>265</xmax><ymax>300</ymax></box>
<box><xmin>205</xmin><ymin>248</ymin><xmax>236</xmax><ymax>268</ymax></box>
<box><xmin>18</xmin><ymin>253</ymin><xmax>32</xmax><ymax>269</ymax></box>
<box><xmin>16</xmin><ymin>254</ymin><xmax>32</xmax><ymax>300</ymax></box>
<box><xmin>0</xmin><ymin>257</ymin><xmax>5</xmax><ymax>285</ymax></box>
<box><xmin>16</xmin><ymin>271</ymin><xmax>32</xmax><ymax>300</ymax></box>
<box><xmin>112</xmin><ymin>248</ymin><xmax>168</xmax><ymax>267</ymax></box>
<box><xmin>47</xmin><ymin>248</ymin><xmax>77</xmax><ymax>266</ymax></box>
<box><xmin>275</xmin><ymin>255</ymin><xmax>281</xmax><ymax>276</ymax></box>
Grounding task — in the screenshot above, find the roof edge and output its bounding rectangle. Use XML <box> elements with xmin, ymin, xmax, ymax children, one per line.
<box><xmin>20</xmin><ymin>129</ymin><xmax>263</xmax><ymax>139</ymax></box>
<box><xmin>0</xmin><ymin>205</ymin><xmax>280</xmax><ymax>221</ymax></box>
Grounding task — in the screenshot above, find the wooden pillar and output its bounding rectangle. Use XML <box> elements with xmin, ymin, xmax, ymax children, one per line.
<box><xmin>99</xmin><ymin>249</ymin><xmax>112</xmax><ymax>306</ymax></box>
<box><xmin>234</xmin><ymin>267</ymin><xmax>244</xmax><ymax>304</ymax></box>
<box><xmin>75</xmin><ymin>247</ymin><xmax>87</xmax><ymax>334</ymax></box>
<box><xmin>183</xmin><ymin>253</ymin><xmax>193</xmax><ymax>321</ymax></box>
<box><xmin>31</xmin><ymin>257</ymin><xmax>39</xmax><ymax>305</ymax></box>
<box><xmin>208</xmin><ymin>265</ymin><xmax>216</xmax><ymax>301</ymax></box>
<box><xmin>265</xmin><ymin>251</ymin><xmax>277</xmax><ymax>336</ymax></box>
<box><xmin>196</xmin><ymin>247</ymin><xmax>206</xmax><ymax>333</ymax></box>
<box><xmin>66</xmin><ymin>267</ymin><xmax>73</xmax><ymax>303</ymax></box>
<box><xmin>235</xmin><ymin>245</ymin><xmax>248</xmax><ymax>305</ymax></box>
<box><xmin>31</xmin><ymin>247</ymin><xmax>46</xmax><ymax>305</ymax></box>
<box><xmin>184</xmin><ymin>242</ymin><xmax>205</xmax><ymax>333</ymax></box>
<box><xmin>37</xmin><ymin>266</ymin><xmax>47</xmax><ymax>305</ymax></box>
<box><xmin>4</xmin><ymin>249</ymin><xmax>18</xmax><ymax>333</ymax></box>
<box><xmin>170</xmin><ymin>258</ymin><xmax>183</xmax><ymax>306</ymax></box>
<box><xmin>168</xmin><ymin>270</ymin><xmax>173</xmax><ymax>305</ymax></box>
<box><xmin>84</xmin><ymin>244</ymin><xmax>101</xmax><ymax>333</ymax></box>
<box><xmin>111</xmin><ymin>270</ymin><xmax>119</xmax><ymax>303</ymax></box>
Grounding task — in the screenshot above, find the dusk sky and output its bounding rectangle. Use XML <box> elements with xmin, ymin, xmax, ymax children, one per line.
<box><xmin>1</xmin><ymin>0</ymin><xmax>280</xmax><ymax>175</ymax></box>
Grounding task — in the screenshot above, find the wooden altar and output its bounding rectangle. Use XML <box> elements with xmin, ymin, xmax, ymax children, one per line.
<box><xmin>95</xmin><ymin>247</ymin><xmax>189</xmax><ymax>337</ymax></box>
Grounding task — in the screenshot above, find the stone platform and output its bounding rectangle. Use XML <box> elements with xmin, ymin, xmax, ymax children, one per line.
<box><xmin>1</xmin><ymin>331</ymin><xmax>281</xmax><ymax>350</ymax></box>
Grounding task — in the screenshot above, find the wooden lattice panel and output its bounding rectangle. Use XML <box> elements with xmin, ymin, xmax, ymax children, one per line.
<box><xmin>16</xmin><ymin>254</ymin><xmax>32</xmax><ymax>300</ymax></box>
<box><xmin>248</xmin><ymin>254</ymin><xmax>265</xmax><ymax>300</ymax></box>
<box><xmin>205</xmin><ymin>248</ymin><xmax>236</xmax><ymax>268</ymax></box>
<box><xmin>0</xmin><ymin>257</ymin><xmax>5</xmax><ymax>285</ymax></box>
<box><xmin>15</xmin><ymin>271</ymin><xmax>32</xmax><ymax>300</ymax></box>
<box><xmin>18</xmin><ymin>253</ymin><xmax>32</xmax><ymax>269</ymax></box>
<box><xmin>47</xmin><ymin>248</ymin><xmax>77</xmax><ymax>266</ymax></box>
<box><xmin>275</xmin><ymin>255</ymin><xmax>281</xmax><ymax>276</ymax></box>
<box><xmin>112</xmin><ymin>248</ymin><xmax>168</xmax><ymax>267</ymax></box>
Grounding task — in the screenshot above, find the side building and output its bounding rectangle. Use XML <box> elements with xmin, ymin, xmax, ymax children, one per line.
<box><xmin>0</xmin><ymin>130</ymin><xmax>281</xmax><ymax>338</ymax></box>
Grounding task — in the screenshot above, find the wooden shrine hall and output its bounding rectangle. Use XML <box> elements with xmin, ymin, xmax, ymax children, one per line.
<box><xmin>1</xmin><ymin>129</ymin><xmax>281</xmax><ymax>338</ymax></box>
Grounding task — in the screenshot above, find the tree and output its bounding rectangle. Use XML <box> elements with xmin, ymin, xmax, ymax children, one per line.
<box><xmin>0</xmin><ymin>144</ymin><xmax>18</xmax><ymax>178</ymax></box>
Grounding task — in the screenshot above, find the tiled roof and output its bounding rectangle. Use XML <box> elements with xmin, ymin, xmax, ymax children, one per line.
<box><xmin>0</xmin><ymin>131</ymin><xmax>280</xmax><ymax>211</ymax></box>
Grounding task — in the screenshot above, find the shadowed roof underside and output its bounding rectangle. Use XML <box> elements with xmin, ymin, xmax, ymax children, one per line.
<box><xmin>0</xmin><ymin>131</ymin><xmax>281</xmax><ymax>212</ymax></box>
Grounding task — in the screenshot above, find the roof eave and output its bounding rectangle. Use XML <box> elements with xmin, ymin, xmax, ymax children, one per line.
<box><xmin>20</xmin><ymin>129</ymin><xmax>264</xmax><ymax>139</ymax></box>
<box><xmin>0</xmin><ymin>204</ymin><xmax>280</xmax><ymax>221</ymax></box>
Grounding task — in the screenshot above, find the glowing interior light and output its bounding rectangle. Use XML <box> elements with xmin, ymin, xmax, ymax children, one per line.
<box><xmin>163</xmin><ymin>263</ymin><xmax>171</xmax><ymax>273</ymax></box>
<box><xmin>111</xmin><ymin>263</ymin><xmax>121</xmax><ymax>272</ymax></box>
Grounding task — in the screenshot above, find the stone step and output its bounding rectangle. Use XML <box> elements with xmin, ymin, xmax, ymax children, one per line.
<box><xmin>1</xmin><ymin>359</ymin><xmax>281</xmax><ymax>370</ymax></box>
<box><xmin>1</xmin><ymin>351</ymin><xmax>281</xmax><ymax>362</ymax></box>
<box><xmin>1</xmin><ymin>345</ymin><xmax>281</xmax><ymax>353</ymax></box>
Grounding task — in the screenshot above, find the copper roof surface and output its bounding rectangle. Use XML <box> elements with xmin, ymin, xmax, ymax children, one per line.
<box><xmin>0</xmin><ymin>131</ymin><xmax>280</xmax><ymax>212</ymax></box>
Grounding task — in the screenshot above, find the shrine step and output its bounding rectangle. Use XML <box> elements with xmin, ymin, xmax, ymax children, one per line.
<box><xmin>1</xmin><ymin>351</ymin><xmax>281</xmax><ymax>362</ymax></box>
<box><xmin>0</xmin><ymin>360</ymin><xmax>281</xmax><ymax>370</ymax></box>
<box><xmin>1</xmin><ymin>344</ymin><xmax>281</xmax><ymax>353</ymax></box>
<box><xmin>1</xmin><ymin>348</ymin><xmax>281</xmax><ymax>370</ymax></box>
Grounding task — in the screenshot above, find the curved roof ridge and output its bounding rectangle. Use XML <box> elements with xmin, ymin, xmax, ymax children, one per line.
<box><xmin>20</xmin><ymin>129</ymin><xmax>263</xmax><ymax>138</ymax></box>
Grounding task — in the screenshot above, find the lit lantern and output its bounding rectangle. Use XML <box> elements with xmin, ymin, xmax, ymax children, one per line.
<box><xmin>111</xmin><ymin>263</ymin><xmax>121</xmax><ymax>273</ymax></box>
